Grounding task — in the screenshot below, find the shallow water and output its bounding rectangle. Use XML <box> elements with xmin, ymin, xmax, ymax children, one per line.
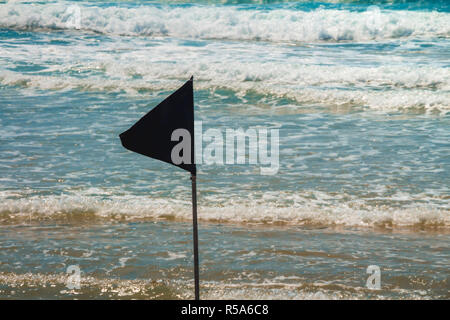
<box><xmin>0</xmin><ymin>0</ymin><xmax>449</xmax><ymax>299</ymax></box>
<box><xmin>0</xmin><ymin>221</ymin><xmax>448</xmax><ymax>299</ymax></box>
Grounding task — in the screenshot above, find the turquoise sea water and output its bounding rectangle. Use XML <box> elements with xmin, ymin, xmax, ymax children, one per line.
<box><xmin>0</xmin><ymin>0</ymin><xmax>449</xmax><ymax>299</ymax></box>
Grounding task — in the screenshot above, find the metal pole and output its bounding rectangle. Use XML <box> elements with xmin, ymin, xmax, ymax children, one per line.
<box><xmin>191</xmin><ymin>173</ymin><xmax>200</xmax><ymax>300</ymax></box>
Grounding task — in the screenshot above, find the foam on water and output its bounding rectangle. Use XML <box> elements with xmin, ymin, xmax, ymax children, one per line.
<box><xmin>1</xmin><ymin>220</ymin><xmax>448</xmax><ymax>299</ymax></box>
<box><xmin>1</xmin><ymin>191</ymin><xmax>448</xmax><ymax>230</ymax></box>
<box><xmin>1</xmin><ymin>73</ymin><xmax>448</xmax><ymax>113</ymax></box>
<box><xmin>0</xmin><ymin>2</ymin><xmax>449</xmax><ymax>42</ymax></box>
<box><xmin>1</xmin><ymin>36</ymin><xmax>448</xmax><ymax>113</ymax></box>
<box><xmin>0</xmin><ymin>272</ymin><xmax>186</xmax><ymax>299</ymax></box>
<box><xmin>0</xmin><ymin>271</ymin><xmax>435</xmax><ymax>299</ymax></box>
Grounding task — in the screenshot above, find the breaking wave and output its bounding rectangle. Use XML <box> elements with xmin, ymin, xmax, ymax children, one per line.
<box><xmin>0</xmin><ymin>2</ymin><xmax>449</xmax><ymax>42</ymax></box>
<box><xmin>0</xmin><ymin>192</ymin><xmax>448</xmax><ymax>230</ymax></box>
<box><xmin>1</xmin><ymin>64</ymin><xmax>449</xmax><ymax>114</ymax></box>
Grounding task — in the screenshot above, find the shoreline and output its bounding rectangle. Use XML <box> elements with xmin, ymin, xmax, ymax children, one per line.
<box><xmin>1</xmin><ymin>221</ymin><xmax>448</xmax><ymax>300</ymax></box>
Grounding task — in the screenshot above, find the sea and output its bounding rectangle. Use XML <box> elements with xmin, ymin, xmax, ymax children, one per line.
<box><xmin>0</xmin><ymin>0</ymin><xmax>448</xmax><ymax>299</ymax></box>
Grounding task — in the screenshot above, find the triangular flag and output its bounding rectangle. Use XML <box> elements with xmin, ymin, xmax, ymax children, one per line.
<box><xmin>119</xmin><ymin>77</ymin><xmax>196</xmax><ymax>174</ymax></box>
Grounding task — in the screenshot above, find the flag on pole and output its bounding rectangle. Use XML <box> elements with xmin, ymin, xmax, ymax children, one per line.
<box><xmin>119</xmin><ymin>77</ymin><xmax>196</xmax><ymax>174</ymax></box>
<box><xmin>119</xmin><ymin>76</ymin><xmax>200</xmax><ymax>300</ymax></box>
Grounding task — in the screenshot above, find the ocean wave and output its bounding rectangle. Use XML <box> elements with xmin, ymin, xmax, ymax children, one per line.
<box><xmin>0</xmin><ymin>193</ymin><xmax>448</xmax><ymax>230</ymax></box>
<box><xmin>0</xmin><ymin>3</ymin><xmax>449</xmax><ymax>42</ymax></box>
<box><xmin>1</xmin><ymin>2</ymin><xmax>449</xmax><ymax>114</ymax></box>
<box><xmin>1</xmin><ymin>68</ymin><xmax>448</xmax><ymax>114</ymax></box>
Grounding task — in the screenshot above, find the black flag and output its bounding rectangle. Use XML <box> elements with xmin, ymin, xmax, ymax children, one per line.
<box><xmin>119</xmin><ymin>76</ymin><xmax>201</xmax><ymax>300</ymax></box>
<box><xmin>119</xmin><ymin>77</ymin><xmax>196</xmax><ymax>174</ymax></box>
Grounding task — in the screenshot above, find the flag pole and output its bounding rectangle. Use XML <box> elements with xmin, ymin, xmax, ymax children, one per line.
<box><xmin>191</xmin><ymin>173</ymin><xmax>200</xmax><ymax>300</ymax></box>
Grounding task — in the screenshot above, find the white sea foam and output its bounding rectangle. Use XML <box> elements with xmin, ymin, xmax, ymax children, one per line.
<box><xmin>1</xmin><ymin>70</ymin><xmax>448</xmax><ymax>113</ymax></box>
<box><xmin>1</xmin><ymin>42</ymin><xmax>449</xmax><ymax>113</ymax></box>
<box><xmin>0</xmin><ymin>3</ymin><xmax>449</xmax><ymax>42</ymax></box>
<box><xmin>0</xmin><ymin>191</ymin><xmax>448</xmax><ymax>230</ymax></box>
<box><xmin>1</xmin><ymin>3</ymin><xmax>449</xmax><ymax>113</ymax></box>
<box><xmin>0</xmin><ymin>271</ymin><xmax>423</xmax><ymax>300</ymax></box>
